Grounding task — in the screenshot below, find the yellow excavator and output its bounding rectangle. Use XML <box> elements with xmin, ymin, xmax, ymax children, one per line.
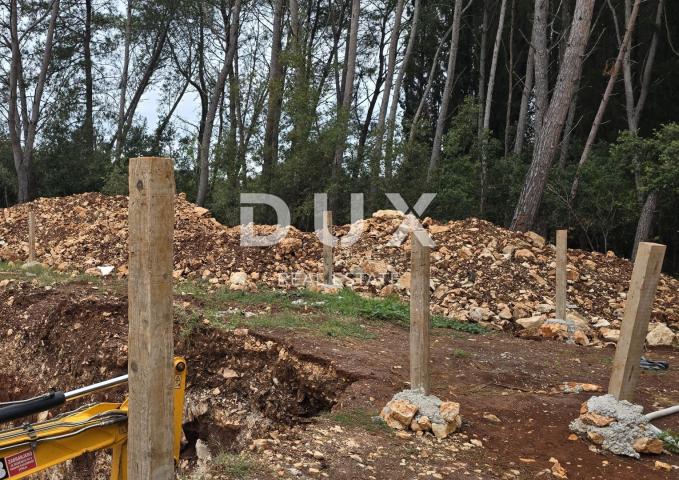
<box><xmin>0</xmin><ymin>358</ymin><xmax>187</xmax><ymax>479</ymax></box>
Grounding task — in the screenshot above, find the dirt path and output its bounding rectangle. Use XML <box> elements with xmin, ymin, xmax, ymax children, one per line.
<box><xmin>0</xmin><ymin>278</ymin><xmax>677</xmax><ymax>479</ymax></box>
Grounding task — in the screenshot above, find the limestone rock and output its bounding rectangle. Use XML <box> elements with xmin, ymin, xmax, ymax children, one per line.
<box><xmin>431</xmin><ymin>416</ymin><xmax>461</xmax><ymax>440</ymax></box>
<box><xmin>372</xmin><ymin>209</ymin><xmax>404</xmax><ymax>219</ymax></box>
<box><xmin>439</xmin><ymin>402</ymin><xmax>461</xmax><ymax>422</ymax></box>
<box><xmin>587</xmin><ymin>431</ymin><xmax>604</xmax><ymax>445</ymax></box>
<box><xmin>581</xmin><ymin>412</ymin><xmax>615</xmax><ymax>427</ymax></box>
<box><xmin>525</xmin><ymin>231</ymin><xmax>545</xmax><ymax>248</ymax></box>
<box><xmin>229</xmin><ymin>271</ymin><xmax>248</xmax><ymax>287</ymax></box>
<box><xmin>633</xmin><ymin>437</ymin><xmax>664</xmax><ymax>455</ymax></box>
<box><xmin>410</xmin><ymin>415</ymin><xmax>432</xmax><ymax>432</ymax></box>
<box><xmin>396</xmin><ymin>272</ymin><xmax>411</xmax><ymax>290</ymax></box>
<box><xmin>516</xmin><ymin>316</ymin><xmax>545</xmax><ymax>330</ymax></box>
<box><xmin>514</xmin><ymin>249</ymin><xmax>535</xmax><ymax>260</ymax></box>
<box><xmin>361</xmin><ymin>259</ymin><xmax>390</xmax><ymax>277</ymax></box>
<box><xmin>380</xmin><ymin>399</ymin><xmax>419</xmax><ymax>430</ymax></box>
<box><xmin>600</xmin><ymin>328</ymin><xmax>621</xmax><ymax>342</ymax></box>
<box><xmin>646</xmin><ymin>323</ymin><xmax>676</xmax><ymax>347</ymax></box>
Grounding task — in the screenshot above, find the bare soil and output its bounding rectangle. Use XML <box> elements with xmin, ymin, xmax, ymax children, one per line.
<box><xmin>0</xmin><ymin>278</ymin><xmax>677</xmax><ymax>479</ymax></box>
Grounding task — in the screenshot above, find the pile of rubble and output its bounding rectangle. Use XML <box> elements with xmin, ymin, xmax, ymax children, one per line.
<box><xmin>379</xmin><ymin>390</ymin><xmax>463</xmax><ymax>440</ymax></box>
<box><xmin>570</xmin><ymin>395</ymin><xmax>666</xmax><ymax>459</ymax></box>
<box><xmin>0</xmin><ymin>193</ymin><xmax>678</xmax><ymax>347</ymax></box>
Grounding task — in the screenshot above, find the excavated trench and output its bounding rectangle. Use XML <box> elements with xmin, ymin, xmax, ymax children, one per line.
<box><xmin>0</xmin><ymin>284</ymin><xmax>356</xmax><ymax>478</ymax></box>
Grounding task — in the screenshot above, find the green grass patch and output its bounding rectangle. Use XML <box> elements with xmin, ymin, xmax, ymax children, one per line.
<box><xmin>452</xmin><ymin>348</ymin><xmax>469</xmax><ymax>358</ymax></box>
<box><xmin>324</xmin><ymin>408</ymin><xmax>390</xmax><ymax>433</ymax></box>
<box><xmin>232</xmin><ymin>311</ymin><xmax>375</xmax><ymax>340</ymax></box>
<box><xmin>212</xmin><ymin>452</ymin><xmax>264</xmax><ymax>479</ymax></box>
<box><xmin>293</xmin><ymin>288</ymin><xmax>487</xmax><ymax>335</ymax></box>
<box><xmin>660</xmin><ymin>430</ymin><xmax>679</xmax><ymax>454</ymax></box>
<box><xmin>0</xmin><ymin>261</ymin><xmax>101</xmax><ymax>286</ymax></box>
<box><xmin>173</xmin><ymin>282</ymin><xmax>486</xmax><ymax>338</ymax></box>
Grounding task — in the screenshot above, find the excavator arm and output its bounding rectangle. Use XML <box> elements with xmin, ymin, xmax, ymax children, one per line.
<box><xmin>0</xmin><ymin>358</ymin><xmax>187</xmax><ymax>480</ymax></box>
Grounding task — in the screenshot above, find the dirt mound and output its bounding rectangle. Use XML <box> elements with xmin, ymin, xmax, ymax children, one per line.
<box><xmin>0</xmin><ymin>193</ymin><xmax>677</xmax><ymax>346</ymax></box>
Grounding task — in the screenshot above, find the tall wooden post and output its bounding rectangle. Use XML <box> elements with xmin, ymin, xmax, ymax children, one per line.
<box><xmin>555</xmin><ymin>230</ymin><xmax>567</xmax><ymax>321</ymax></box>
<box><xmin>28</xmin><ymin>209</ymin><xmax>36</xmax><ymax>262</ymax></box>
<box><xmin>410</xmin><ymin>230</ymin><xmax>431</xmax><ymax>395</ymax></box>
<box><xmin>323</xmin><ymin>210</ymin><xmax>334</xmax><ymax>285</ymax></box>
<box><xmin>128</xmin><ymin>157</ymin><xmax>175</xmax><ymax>479</ymax></box>
<box><xmin>608</xmin><ymin>242</ymin><xmax>666</xmax><ymax>402</ymax></box>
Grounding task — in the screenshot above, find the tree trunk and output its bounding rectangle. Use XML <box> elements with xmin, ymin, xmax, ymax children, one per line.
<box><xmin>632</xmin><ymin>191</ymin><xmax>658</xmax><ymax>260</ymax></box>
<box><xmin>570</xmin><ymin>0</ymin><xmax>641</xmax><ymax>201</ymax></box>
<box><xmin>364</xmin><ymin>11</ymin><xmax>389</xmax><ymax>186</ymax></box>
<box><xmin>196</xmin><ymin>0</ymin><xmax>241</xmax><ymax>207</ymax></box>
<box><xmin>115</xmin><ymin>1</ymin><xmax>132</xmax><ymax>159</ymax></box>
<box><xmin>511</xmin><ymin>0</ymin><xmax>595</xmax><ymax>232</ymax></box>
<box><xmin>385</xmin><ymin>0</ymin><xmax>421</xmax><ymax>178</ymax></box>
<box><xmin>504</xmin><ymin>0</ymin><xmax>516</xmax><ymax>157</ymax></box>
<box><xmin>476</xmin><ymin>1</ymin><xmax>489</xmax><ymax>137</ymax></box>
<box><xmin>480</xmin><ymin>0</ymin><xmax>509</xmax><ymax>213</ymax></box>
<box><xmin>82</xmin><ymin>0</ymin><xmax>95</xmax><ymax>152</ymax></box>
<box><xmin>408</xmin><ymin>22</ymin><xmax>454</xmax><ymax>148</ymax></box>
<box><xmin>427</xmin><ymin>0</ymin><xmax>463</xmax><ymax>182</ymax></box>
<box><xmin>262</xmin><ymin>0</ymin><xmax>285</xmax><ymax>190</ymax></box>
<box><xmin>532</xmin><ymin>0</ymin><xmax>549</xmax><ymax>135</ymax></box>
<box><xmin>630</xmin><ymin>0</ymin><xmax>664</xmax><ymax>257</ymax></box>
<box><xmin>557</xmin><ymin>84</ymin><xmax>579</xmax><ymax>169</ymax></box>
<box><xmin>7</xmin><ymin>0</ymin><xmax>60</xmax><ymax>203</ymax></box>
<box><xmin>514</xmin><ymin>47</ymin><xmax>534</xmax><ymax>155</ymax></box>
<box><xmin>331</xmin><ymin>0</ymin><xmax>361</xmax><ymax>187</ymax></box>
<box><xmin>373</xmin><ymin>0</ymin><xmax>406</xmax><ymax>165</ymax></box>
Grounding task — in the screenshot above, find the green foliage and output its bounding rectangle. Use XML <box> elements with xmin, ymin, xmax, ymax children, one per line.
<box><xmin>659</xmin><ymin>430</ymin><xmax>679</xmax><ymax>454</ymax></box>
<box><xmin>174</xmin><ymin>283</ymin><xmax>487</xmax><ymax>338</ymax></box>
<box><xmin>324</xmin><ymin>409</ymin><xmax>390</xmax><ymax>433</ymax></box>
<box><xmin>212</xmin><ymin>452</ymin><xmax>264</xmax><ymax>479</ymax></box>
<box><xmin>646</xmin><ymin>123</ymin><xmax>679</xmax><ymax>196</ymax></box>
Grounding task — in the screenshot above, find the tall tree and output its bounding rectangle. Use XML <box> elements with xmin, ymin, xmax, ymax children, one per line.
<box><xmin>511</xmin><ymin>0</ymin><xmax>596</xmax><ymax>232</ymax></box>
<box><xmin>570</xmin><ymin>0</ymin><xmax>642</xmax><ymax>200</ymax></box>
<box><xmin>385</xmin><ymin>0</ymin><xmax>421</xmax><ymax>177</ymax></box>
<box><xmin>7</xmin><ymin>0</ymin><xmax>61</xmax><ymax>202</ymax></box>
<box><xmin>82</xmin><ymin>0</ymin><xmax>94</xmax><ymax>152</ymax></box>
<box><xmin>427</xmin><ymin>0</ymin><xmax>463</xmax><ymax>182</ymax></box>
<box><xmin>372</xmin><ymin>0</ymin><xmax>406</xmax><ymax>171</ymax></box>
<box><xmin>331</xmin><ymin>0</ymin><xmax>361</xmax><ymax>185</ymax></box>
<box><xmin>262</xmin><ymin>0</ymin><xmax>286</xmax><ymax>190</ymax></box>
<box><xmin>480</xmin><ymin>0</ymin><xmax>509</xmax><ymax>213</ymax></box>
<box><xmin>196</xmin><ymin>0</ymin><xmax>242</xmax><ymax>206</ymax></box>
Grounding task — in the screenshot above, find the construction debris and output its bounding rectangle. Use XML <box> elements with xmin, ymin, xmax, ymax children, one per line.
<box><xmin>570</xmin><ymin>395</ymin><xmax>664</xmax><ymax>458</ymax></box>
<box><xmin>1</xmin><ymin>193</ymin><xmax>678</xmax><ymax>346</ymax></box>
<box><xmin>379</xmin><ymin>390</ymin><xmax>462</xmax><ymax>440</ymax></box>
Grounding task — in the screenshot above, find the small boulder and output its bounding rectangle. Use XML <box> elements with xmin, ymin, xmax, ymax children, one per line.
<box><xmin>439</xmin><ymin>402</ymin><xmax>461</xmax><ymax>422</ymax></box>
<box><xmin>646</xmin><ymin>323</ymin><xmax>676</xmax><ymax>347</ymax></box>
<box><xmin>581</xmin><ymin>412</ymin><xmax>615</xmax><ymax>427</ymax></box>
<box><xmin>514</xmin><ymin>249</ymin><xmax>535</xmax><ymax>260</ymax></box>
<box><xmin>526</xmin><ymin>231</ymin><xmax>545</xmax><ymax>248</ymax></box>
<box><xmin>380</xmin><ymin>400</ymin><xmax>419</xmax><ymax>430</ymax></box>
<box><xmin>517</xmin><ymin>316</ymin><xmax>545</xmax><ymax>330</ymax></box>
<box><xmin>600</xmin><ymin>328</ymin><xmax>621</xmax><ymax>342</ymax></box>
<box><xmin>633</xmin><ymin>437</ymin><xmax>664</xmax><ymax>455</ymax></box>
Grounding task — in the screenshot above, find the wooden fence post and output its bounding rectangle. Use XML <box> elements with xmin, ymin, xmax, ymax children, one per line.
<box><xmin>555</xmin><ymin>230</ymin><xmax>567</xmax><ymax>321</ymax></box>
<box><xmin>28</xmin><ymin>209</ymin><xmax>36</xmax><ymax>262</ymax></box>
<box><xmin>323</xmin><ymin>210</ymin><xmax>334</xmax><ymax>285</ymax></box>
<box><xmin>410</xmin><ymin>230</ymin><xmax>431</xmax><ymax>395</ymax></box>
<box><xmin>608</xmin><ymin>242</ymin><xmax>666</xmax><ymax>402</ymax></box>
<box><xmin>128</xmin><ymin>157</ymin><xmax>176</xmax><ymax>479</ymax></box>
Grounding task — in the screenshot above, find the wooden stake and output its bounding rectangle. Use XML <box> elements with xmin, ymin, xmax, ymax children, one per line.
<box><xmin>555</xmin><ymin>230</ymin><xmax>567</xmax><ymax>321</ymax></box>
<box><xmin>128</xmin><ymin>157</ymin><xmax>176</xmax><ymax>479</ymax></box>
<box><xmin>608</xmin><ymin>242</ymin><xmax>666</xmax><ymax>402</ymax></box>
<box><xmin>323</xmin><ymin>210</ymin><xmax>334</xmax><ymax>285</ymax></box>
<box><xmin>410</xmin><ymin>230</ymin><xmax>431</xmax><ymax>395</ymax></box>
<box><xmin>28</xmin><ymin>209</ymin><xmax>36</xmax><ymax>262</ymax></box>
